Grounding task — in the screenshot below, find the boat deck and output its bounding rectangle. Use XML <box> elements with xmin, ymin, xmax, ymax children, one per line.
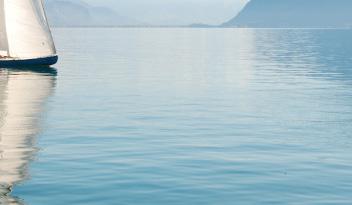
<box><xmin>0</xmin><ymin>56</ymin><xmax>13</xmax><ymax>60</ymax></box>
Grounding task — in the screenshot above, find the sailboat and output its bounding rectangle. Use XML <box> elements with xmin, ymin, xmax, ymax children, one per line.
<box><xmin>0</xmin><ymin>0</ymin><xmax>58</xmax><ymax>67</ymax></box>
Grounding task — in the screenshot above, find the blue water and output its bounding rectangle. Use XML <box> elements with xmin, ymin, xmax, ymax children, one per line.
<box><xmin>1</xmin><ymin>28</ymin><xmax>352</xmax><ymax>204</ymax></box>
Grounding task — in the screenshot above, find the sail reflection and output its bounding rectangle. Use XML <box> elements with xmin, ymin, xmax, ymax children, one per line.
<box><xmin>0</xmin><ymin>67</ymin><xmax>56</xmax><ymax>204</ymax></box>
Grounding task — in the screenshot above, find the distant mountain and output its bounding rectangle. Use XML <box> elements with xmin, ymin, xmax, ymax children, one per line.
<box><xmin>223</xmin><ymin>0</ymin><xmax>352</xmax><ymax>28</ymax></box>
<box><xmin>45</xmin><ymin>0</ymin><xmax>143</xmax><ymax>27</ymax></box>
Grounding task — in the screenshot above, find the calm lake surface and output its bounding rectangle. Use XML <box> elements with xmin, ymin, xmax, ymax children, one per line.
<box><xmin>1</xmin><ymin>28</ymin><xmax>352</xmax><ymax>204</ymax></box>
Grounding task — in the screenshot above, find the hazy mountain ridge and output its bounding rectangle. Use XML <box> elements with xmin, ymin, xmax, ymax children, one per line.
<box><xmin>45</xmin><ymin>0</ymin><xmax>143</xmax><ymax>27</ymax></box>
<box><xmin>223</xmin><ymin>0</ymin><xmax>352</xmax><ymax>28</ymax></box>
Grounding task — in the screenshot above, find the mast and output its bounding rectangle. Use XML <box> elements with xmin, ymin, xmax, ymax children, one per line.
<box><xmin>0</xmin><ymin>0</ymin><xmax>9</xmax><ymax>56</ymax></box>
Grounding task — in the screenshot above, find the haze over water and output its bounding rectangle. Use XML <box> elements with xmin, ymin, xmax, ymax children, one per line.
<box><xmin>1</xmin><ymin>28</ymin><xmax>352</xmax><ymax>204</ymax></box>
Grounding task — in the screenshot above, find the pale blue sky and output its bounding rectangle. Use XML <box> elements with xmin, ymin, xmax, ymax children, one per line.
<box><xmin>83</xmin><ymin>0</ymin><xmax>249</xmax><ymax>25</ymax></box>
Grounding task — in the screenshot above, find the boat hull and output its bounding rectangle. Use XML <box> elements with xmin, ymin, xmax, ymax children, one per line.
<box><xmin>0</xmin><ymin>55</ymin><xmax>58</xmax><ymax>67</ymax></box>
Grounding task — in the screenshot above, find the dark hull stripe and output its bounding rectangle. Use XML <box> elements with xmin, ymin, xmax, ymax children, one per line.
<box><xmin>0</xmin><ymin>55</ymin><xmax>58</xmax><ymax>67</ymax></box>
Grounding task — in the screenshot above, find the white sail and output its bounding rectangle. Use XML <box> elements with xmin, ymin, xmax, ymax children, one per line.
<box><xmin>4</xmin><ymin>0</ymin><xmax>56</xmax><ymax>58</ymax></box>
